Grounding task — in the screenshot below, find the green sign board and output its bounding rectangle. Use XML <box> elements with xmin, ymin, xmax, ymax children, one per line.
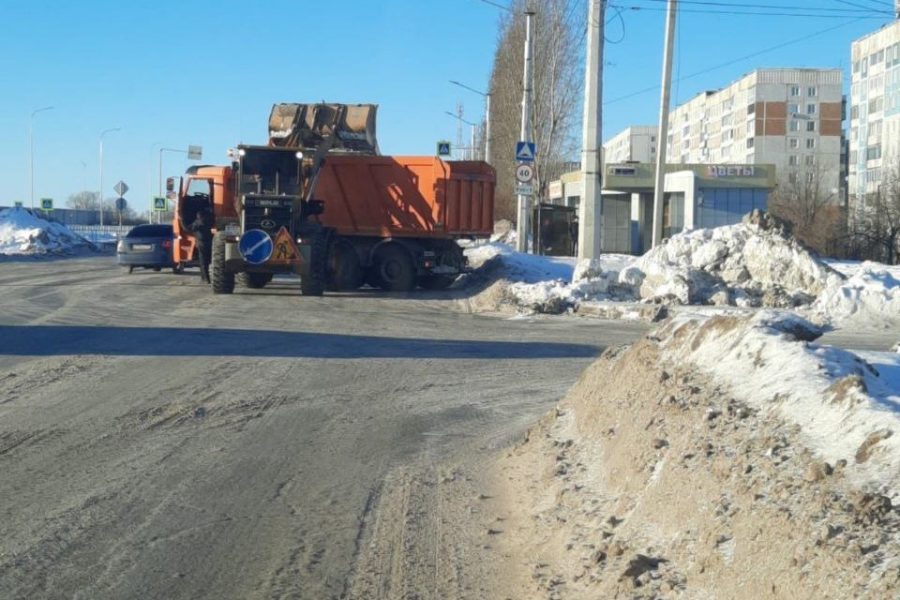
<box><xmin>40</xmin><ymin>198</ymin><xmax>53</xmax><ymax>211</ymax></box>
<box><xmin>153</xmin><ymin>197</ymin><xmax>167</xmax><ymax>211</ymax></box>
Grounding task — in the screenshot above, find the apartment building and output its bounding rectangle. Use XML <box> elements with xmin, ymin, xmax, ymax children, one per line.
<box><xmin>603</xmin><ymin>125</ymin><xmax>657</xmax><ymax>164</ymax></box>
<box><xmin>666</xmin><ymin>68</ymin><xmax>844</xmax><ymax>201</ymax></box>
<box><xmin>849</xmin><ymin>20</ymin><xmax>900</xmax><ymax>209</ymax></box>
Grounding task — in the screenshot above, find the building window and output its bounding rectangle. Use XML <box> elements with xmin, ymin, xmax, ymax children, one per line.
<box><xmin>789</xmin><ymin>120</ymin><xmax>800</xmax><ymax>132</ymax></box>
<box><xmin>806</xmin><ymin>138</ymin><xmax>816</xmax><ymax>149</ymax></box>
<box><xmin>789</xmin><ymin>85</ymin><xmax>800</xmax><ymax>96</ymax></box>
<box><xmin>866</xmin><ymin>144</ymin><xmax>882</xmax><ymax>160</ymax></box>
<box><xmin>806</xmin><ymin>103</ymin><xmax>816</xmax><ymax>115</ymax></box>
<box><xmin>807</xmin><ymin>86</ymin><xmax>817</xmax><ymax>97</ymax></box>
<box><xmin>853</xmin><ymin>61</ymin><xmax>860</xmax><ymax>73</ymax></box>
<box><xmin>789</xmin><ymin>155</ymin><xmax>799</xmax><ymax>166</ymax></box>
<box><xmin>789</xmin><ymin>138</ymin><xmax>800</xmax><ymax>149</ymax></box>
<box><xmin>851</xmin><ymin>104</ymin><xmax>859</xmax><ymax>120</ymax></box>
<box><xmin>788</xmin><ymin>103</ymin><xmax>799</xmax><ymax>114</ymax></box>
<box><xmin>806</xmin><ymin>121</ymin><xmax>816</xmax><ymax>132</ymax></box>
<box><xmin>788</xmin><ymin>172</ymin><xmax>798</xmax><ymax>184</ymax></box>
<box><xmin>747</xmin><ymin>138</ymin><xmax>754</xmax><ymax>149</ymax></box>
<box><xmin>747</xmin><ymin>103</ymin><xmax>755</xmax><ymax>114</ymax></box>
<box><xmin>807</xmin><ymin>172</ymin><xmax>815</xmax><ymax>183</ymax></box>
<box><xmin>805</xmin><ymin>155</ymin><xmax>815</xmax><ymax>166</ymax></box>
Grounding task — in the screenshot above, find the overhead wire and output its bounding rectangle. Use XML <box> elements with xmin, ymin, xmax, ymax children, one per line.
<box><xmin>632</xmin><ymin>0</ymin><xmax>892</xmax><ymax>14</ymax></box>
<box><xmin>604</xmin><ymin>17</ymin><xmax>868</xmax><ymax>105</ymax></box>
<box><xmin>611</xmin><ymin>4</ymin><xmax>888</xmax><ymax>19</ymax></box>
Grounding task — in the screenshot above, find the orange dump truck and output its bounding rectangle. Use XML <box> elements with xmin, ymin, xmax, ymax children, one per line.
<box><xmin>172</xmin><ymin>103</ymin><xmax>495</xmax><ymax>294</ymax></box>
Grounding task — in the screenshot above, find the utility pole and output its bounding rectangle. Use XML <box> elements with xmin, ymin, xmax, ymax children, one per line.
<box><xmin>99</xmin><ymin>127</ymin><xmax>121</xmax><ymax>227</ymax></box>
<box><xmin>578</xmin><ymin>0</ymin><xmax>605</xmax><ymax>260</ymax></box>
<box><xmin>455</xmin><ymin>102</ymin><xmax>464</xmax><ymax>160</ymax></box>
<box><xmin>517</xmin><ymin>8</ymin><xmax>535</xmax><ymax>253</ymax></box>
<box><xmin>29</xmin><ymin>106</ymin><xmax>54</xmax><ymax>210</ymax></box>
<box><xmin>652</xmin><ymin>0</ymin><xmax>677</xmax><ymax>248</ymax></box>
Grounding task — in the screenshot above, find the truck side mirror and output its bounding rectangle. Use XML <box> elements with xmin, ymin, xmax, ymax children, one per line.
<box><xmin>166</xmin><ymin>177</ymin><xmax>175</xmax><ymax>193</ymax></box>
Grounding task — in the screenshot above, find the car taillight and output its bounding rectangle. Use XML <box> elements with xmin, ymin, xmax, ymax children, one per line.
<box><xmin>162</xmin><ymin>239</ymin><xmax>173</xmax><ymax>249</ymax></box>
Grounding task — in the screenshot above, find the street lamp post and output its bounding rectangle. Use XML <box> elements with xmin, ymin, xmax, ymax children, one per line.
<box><xmin>99</xmin><ymin>127</ymin><xmax>121</xmax><ymax>227</ymax></box>
<box><xmin>445</xmin><ymin>111</ymin><xmax>478</xmax><ymax>160</ymax></box>
<box><xmin>29</xmin><ymin>106</ymin><xmax>54</xmax><ymax>209</ymax></box>
<box><xmin>450</xmin><ymin>80</ymin><xmax>491</xmax><ymax>164</ymax></box>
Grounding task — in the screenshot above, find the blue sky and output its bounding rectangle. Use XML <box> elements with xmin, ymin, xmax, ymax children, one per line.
<box><xmin>0</xmin><ymin>0</ymin><xmax>892</xmax><ymax>213</ymax></box>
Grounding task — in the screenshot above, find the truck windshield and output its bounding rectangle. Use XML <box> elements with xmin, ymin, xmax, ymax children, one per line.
<box><xmin>239</xmin><ymin>148</ymin><xmax>301</xmax><ymax>197</ymax></box>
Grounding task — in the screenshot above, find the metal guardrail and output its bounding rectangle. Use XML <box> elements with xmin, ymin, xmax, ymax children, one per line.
<box><xmin>68</xmin><ymin>225</ymin><xmax>133</xmax><ymax>244</ymax></box>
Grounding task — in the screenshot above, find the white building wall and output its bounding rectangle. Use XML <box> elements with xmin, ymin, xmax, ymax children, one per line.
<box><xmin>850</xmin><ymin>20</ymin><xmax>900</xmax><ymax>213</ymax></box>
<box><xmin>603</xmin><ymin>126</ymin><xmax>658</xmax><ymax>163</ymax></box>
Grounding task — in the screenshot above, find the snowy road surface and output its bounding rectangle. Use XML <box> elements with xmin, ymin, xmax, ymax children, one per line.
<box><xmin>0</xmin><ymin>257</ymin><xmax>648</xmax><ymax>599</ymax></box>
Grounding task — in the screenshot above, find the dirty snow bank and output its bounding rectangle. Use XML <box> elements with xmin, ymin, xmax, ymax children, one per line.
<box><xmin>810</xmin><ymin>262</ymin><xmax>900</xmax><ymax>329</ymax></box>
<box><xmin>0</xmin><ymin>207</ymin><xmax>91</xmax><ymax>255</ymax></box>
<box><xmin>491</xmin><ymin>314</ymin><xmax>899</xmax><ymax>598</ymax></box>
<box><xmin>661</xmin><ymin>312</ymin><xmax>900</xmax><ymax>495</ymax></box>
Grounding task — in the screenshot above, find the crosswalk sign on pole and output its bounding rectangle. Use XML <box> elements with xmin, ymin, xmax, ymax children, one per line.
<box><xmin>515</xmin><ymin>141</ymin><xmax>536</xmax><ymax>162</ymax></box>
<box><xmin>436</xmin><ymin>141</ymin><xmax>451</xmax><ymax>157</ymax></box>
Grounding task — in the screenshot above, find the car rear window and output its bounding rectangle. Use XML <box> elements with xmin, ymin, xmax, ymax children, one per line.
<box><xmin>127</xmin><ymin>225</ymin><xmax>172</xmax><ymax>238</ymax></box>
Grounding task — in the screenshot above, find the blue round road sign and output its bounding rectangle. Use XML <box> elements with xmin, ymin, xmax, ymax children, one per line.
<box><xmin>238</xmin><ymin>229</ymin><xmax>274</xmax><ymax>265</ymax></box>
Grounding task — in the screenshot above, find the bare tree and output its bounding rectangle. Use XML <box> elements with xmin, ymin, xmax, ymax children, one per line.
<box><xmin>487</xmin><ymin>0</ymin><xmax>584</xmax><ymax>221</ymax></box>
<box><xmin>66</xmin><ymin>190</ymin><xmax>100</xmax><ymax>210</ymax></box>
<box><xmin>848</xmin><ymin>167</ymin><xmax>900</xmax><ymax>264</ymax></box>
<box><xmin>769</xmin><ymin>166</ymin><xmax>845</xmax><ymax>256</ymax></box>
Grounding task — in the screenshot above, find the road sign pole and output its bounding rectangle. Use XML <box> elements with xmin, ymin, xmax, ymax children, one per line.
<box><xmin>517</xmin><ymin>9</ymin><xmax>535</xmax><ymax>254</ymax></box>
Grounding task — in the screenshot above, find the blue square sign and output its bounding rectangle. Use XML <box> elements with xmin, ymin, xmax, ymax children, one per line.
<box><xmin>516</xmin><ymin>141</ymin><xmax>536</xmax><ymax>162</ymax></box>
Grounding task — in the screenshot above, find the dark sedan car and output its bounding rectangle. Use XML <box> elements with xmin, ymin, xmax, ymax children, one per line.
<box><xmin>117</xmin><ymin>224</ymin><xmax>179</xmax><ymax>273</ymax></box>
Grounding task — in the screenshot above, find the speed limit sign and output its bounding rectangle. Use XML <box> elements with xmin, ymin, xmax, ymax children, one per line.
<box><xmin>515</xmin><ymin>163</ymin><xmax>534</xmax><ymax>183</ymax></box>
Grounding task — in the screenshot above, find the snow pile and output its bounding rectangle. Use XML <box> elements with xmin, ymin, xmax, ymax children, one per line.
<box><xmin>463</xmin><ymin>241</ymin><xmax>640</xmax><ymax>314</ymax></box>
<box><xmin>811</xmin><ymin>262</ymin><xmax>900</xmax><ymax>329</ymax></box>
<box><xmin>661</xmin><ymin>311</ymin><xmax>900</xmax><ymax>495</ymax></box>
<box><xmin>623</xmin><ymin>211</ymin><xmax>844</xmax><ymax>308</ymax></box>
<box><xmin>0</xmin><ymin>207</ymin><xmax>90</xmax><ymax>255</ymax></box>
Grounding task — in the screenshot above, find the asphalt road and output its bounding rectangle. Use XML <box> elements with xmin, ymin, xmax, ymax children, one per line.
<box><xmin>0</xmin><ymin>257</ymin><xmax>649</xmax><ymax>600</ymax></box>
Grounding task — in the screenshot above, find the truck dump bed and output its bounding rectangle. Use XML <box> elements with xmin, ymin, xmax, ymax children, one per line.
<box><xmin>315</xmin><ymin>156</ymin><xmax>495</xmax><ymax>238</ymax></box>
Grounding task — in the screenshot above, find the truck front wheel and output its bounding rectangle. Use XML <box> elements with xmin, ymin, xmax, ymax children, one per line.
<box><xmin>211</xmin><ymin>232</ymin><xmax>235</xmax><ymax>294</ymax></box>
<box><xmin>300</xmin><ymin>231</ymin><xmax>328</xmax><ymax>297</ymax></box>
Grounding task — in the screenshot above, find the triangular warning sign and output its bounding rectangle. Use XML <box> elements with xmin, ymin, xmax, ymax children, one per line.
<box><xmin>268</xmin><ymin>227</ymin><xmax>300</xmax><ymax>265</ymax></box>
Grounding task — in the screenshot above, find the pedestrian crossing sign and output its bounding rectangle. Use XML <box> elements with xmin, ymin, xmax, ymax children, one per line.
<box><xmin>153</xmin><ymin>197</ymin><xmax>167</xmax><ymax>211</ymax></box>
<box><xmin>516</xmin><ymin>141</ymin><xmax>536</xmax><ymax>162</ymax></box>
<box><xmin>436</xmin><ymin>141</ymin><xmax>451</xmax><ymax>157</ymax></box>
<box><xmin>269</xmin><ymin>227</ymin><xmax>300</xmax><ymax>264</ymax></box>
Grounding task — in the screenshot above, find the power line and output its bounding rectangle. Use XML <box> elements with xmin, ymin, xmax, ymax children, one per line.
<box><xmin>611</xmin><ymin>4</ymin><xmax>888</xmax><ymax>18</ymax></box>
<box><xmin>474</xmin><ymin>0</ymin><xmax>513</xmax><ymax>13</ymax></box>
<box><xmin>833</xmin><ymin>0</ymin><xmax>893</xmax><ymax>11</ymax></box>
<box><xmin>631</xmin><ymin>0</ymin><xmax>891</xmax><ymax>14</ymax></box>
<box><xmin>605</xmin><ymin>17</ymin><xmax>865</xmax><ymax>105</ymax></box>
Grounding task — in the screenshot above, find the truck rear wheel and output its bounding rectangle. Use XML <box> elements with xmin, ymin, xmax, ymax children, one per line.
<box><xmin>373</xmin><ymin>244</ymin><xmax>415</xmax><ymax>292</ymax></box>
<box><xmin>211</xmin><ymin>232</ymin><xmax>235</xmax><ymax>294</ymax></box>
<box><xmin>237</xmin><ymin>272</ymin><xmax>273</xmax><ymax>289</ymax></box>
<box><xmin>300</xmin><ymin>231</ymin><xmax>328</xmax><ymax>297</ymax></box>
